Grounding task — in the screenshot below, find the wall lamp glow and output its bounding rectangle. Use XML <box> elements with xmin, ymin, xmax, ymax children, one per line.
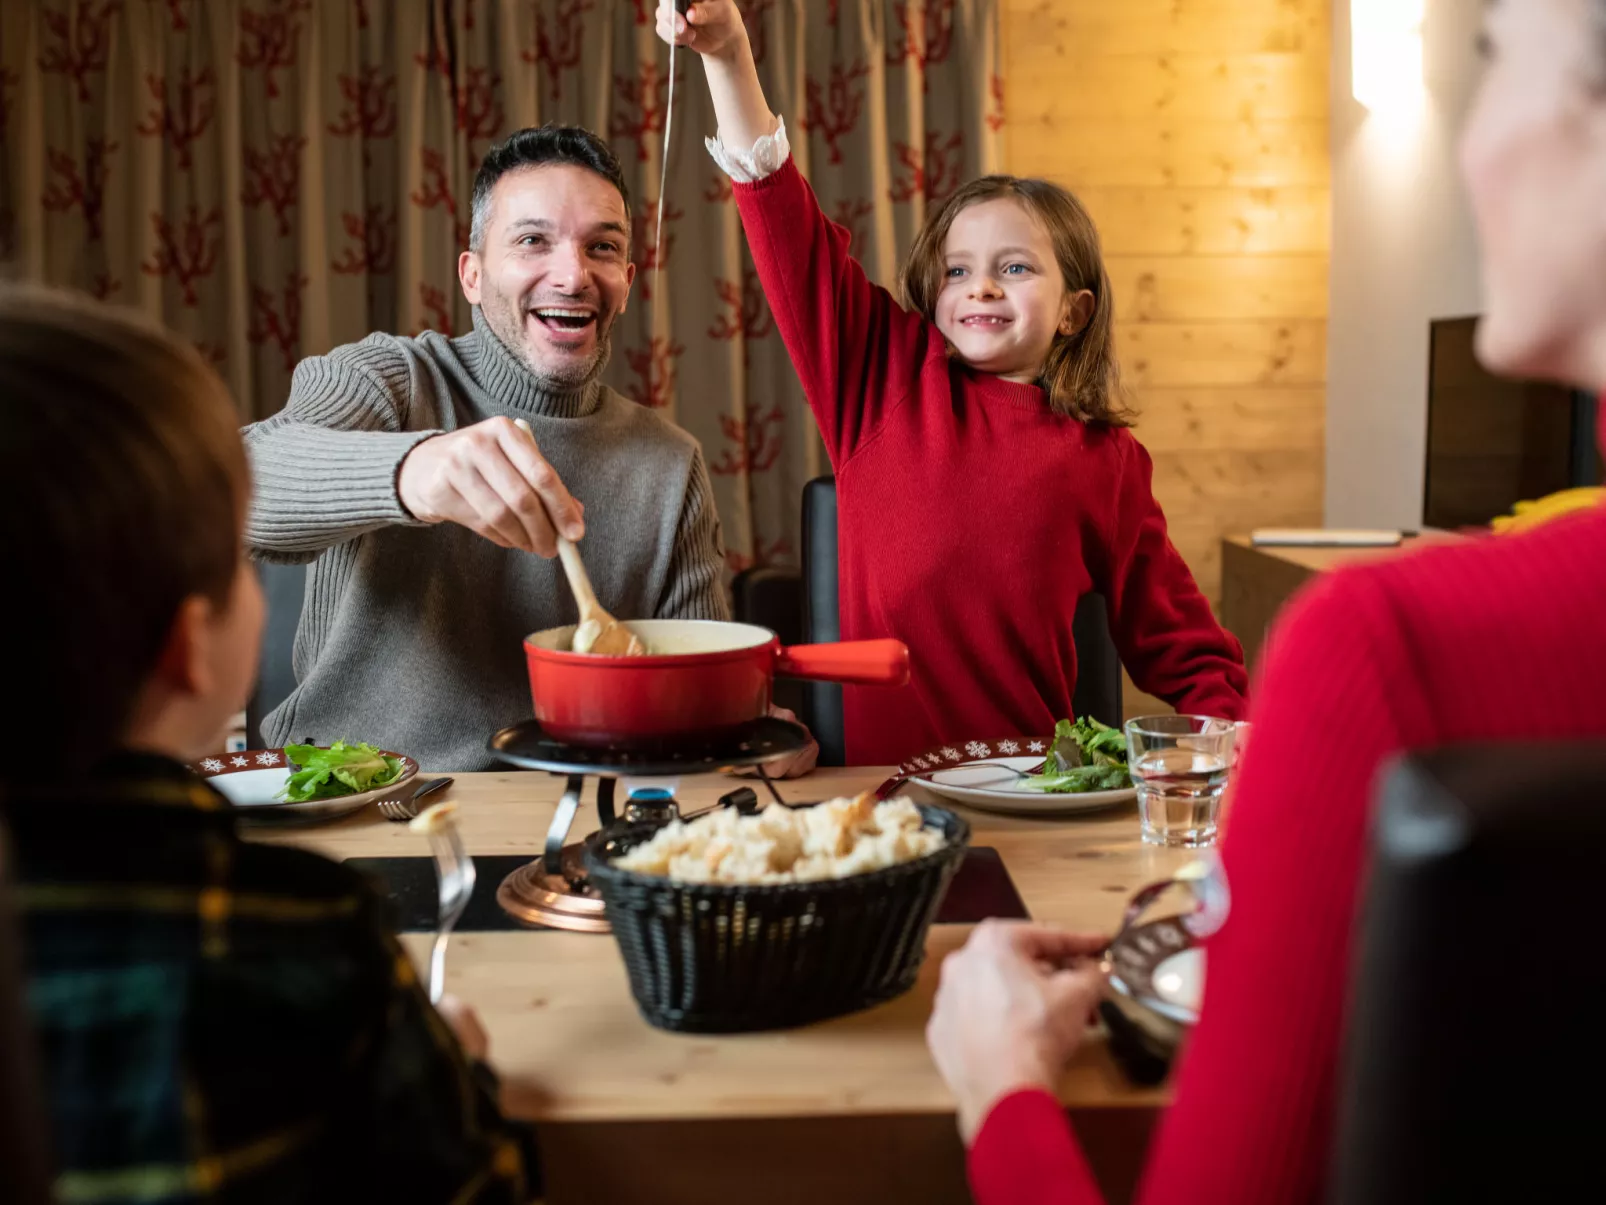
<box><xmin>1352</xmin><ymin>0</ymin><xmax>1425</xmax><ymax>112</ymax></box>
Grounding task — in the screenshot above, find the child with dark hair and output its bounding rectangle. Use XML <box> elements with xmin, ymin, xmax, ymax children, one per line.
<box><xmin>0</xmin><ymin>288</ymin><xmax>539</xmax><ymax>1203</ymax></box>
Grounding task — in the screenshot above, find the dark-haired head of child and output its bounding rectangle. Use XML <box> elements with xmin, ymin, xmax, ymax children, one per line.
<box><xmin>0</xmin><ymin>287</ymin><xmax>262</xmax><ymax>780</ymax></box>
<box><xmin>902</xmin><ymin>176</ymin><xmax>1131</xmax><ymax>428</ymax></box>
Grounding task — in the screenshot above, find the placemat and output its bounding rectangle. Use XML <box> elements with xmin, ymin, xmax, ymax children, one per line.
<box><xmin>347</xmin><ymin>846</ymin><xmax>1030</xmax><ymax>933</ymax></box>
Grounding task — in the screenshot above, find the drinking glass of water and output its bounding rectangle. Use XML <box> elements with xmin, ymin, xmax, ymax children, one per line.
<box><xmin>1124</xmin><ymin>716</ymin><xmax>1239</xmax><ymax>848</ymax></box>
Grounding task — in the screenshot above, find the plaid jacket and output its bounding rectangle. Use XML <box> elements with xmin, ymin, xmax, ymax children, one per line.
<box><xmin>4</xmin><ymin>755</ymin><xmax>538</xmax><ymax>1205</ymax></box>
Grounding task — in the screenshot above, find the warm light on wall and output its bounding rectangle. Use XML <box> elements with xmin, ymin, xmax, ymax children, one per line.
<box><xmin>1352</xmin><ymin>0</ymin><xmax>1425</xmax><ymax>112</ymax></box>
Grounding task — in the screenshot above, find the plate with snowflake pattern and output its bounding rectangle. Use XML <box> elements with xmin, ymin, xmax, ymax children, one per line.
<box><xmin>188</xmin><ymin>747</ymin><xmax>419</xmax><ymax>823</ymax></box>
<box><xmin>894</xmin><ymin>737</ymin><xmax>1136</xmax><ymax>816</ymax></box>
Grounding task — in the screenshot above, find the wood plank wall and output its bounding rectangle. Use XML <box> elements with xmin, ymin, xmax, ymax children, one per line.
<box><xmin>1000</xmin><ymin>0</ymin><xmax>1331</xmax><ymax>715</ymax></box>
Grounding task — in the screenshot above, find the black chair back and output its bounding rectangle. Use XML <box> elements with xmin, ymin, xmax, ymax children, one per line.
<box><xmin>0</xmin><ymin>829</ymin><xmax>55</xmax><ymax>1204</ymax></box>
<box><xmin>1331</xmin><ymin>744</ymin><xmax>1606</xmax><ymax>1204</ymax></box>
<box><xmin>801</xmin><ymin>477</ymin><xmax>846</xmax><ymax>766</ymax></box>
<box><xmin>246</xmin><ymin>560</ymin><xmax>307</xmax><ymax>748</ymax></box>
<box><xmin>729</xmin><ymin>566</ymin><xmax>807</xmax><ymax>719</ymax></box>
<box><xmin>1069</xmin><ymin>593</ymin><xmax>1122</xmax><ymax>729</ymax></box>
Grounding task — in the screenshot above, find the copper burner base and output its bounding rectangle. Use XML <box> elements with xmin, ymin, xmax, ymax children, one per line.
<box><xmin>496</xmin><ymin>841</ymin><xmax>610</xmax><ymax>934</ymax></box>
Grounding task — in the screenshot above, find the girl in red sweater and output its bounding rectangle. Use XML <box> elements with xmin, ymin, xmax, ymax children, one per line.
<box><xmin>658</xmin><ymin>3</ymin><xmax>1248</xmax><ymax>766</ymax></box>
<box><xmin>926</xmin><ymin>2</ymin><xmax>1606</xmax><ymax>1202</ymax></box>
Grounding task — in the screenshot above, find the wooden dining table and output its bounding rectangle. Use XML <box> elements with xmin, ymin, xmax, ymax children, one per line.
<box><xmin>252</xmin><ymin>767</ymin><xmax>1195</xmax><ymax>1205</ymax></box>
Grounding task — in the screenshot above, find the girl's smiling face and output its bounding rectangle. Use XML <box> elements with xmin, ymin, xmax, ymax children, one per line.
<box><xmin>934</xmin><ymin>197</ymin><xmax>1093</xmax><ymax>384</ymax></box>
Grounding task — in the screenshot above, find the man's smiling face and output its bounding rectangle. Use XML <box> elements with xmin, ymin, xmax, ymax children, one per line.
<box><xmin>459</xmin><ymin>163</ymin><xmax>636</xmax><ymax>389</ymax></box>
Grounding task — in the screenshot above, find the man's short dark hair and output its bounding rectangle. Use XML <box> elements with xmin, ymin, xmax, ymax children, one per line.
<box><xmin>469</xmin><ymin>125</ymin><xmax>631</xmax><ymax>251</ymax></box>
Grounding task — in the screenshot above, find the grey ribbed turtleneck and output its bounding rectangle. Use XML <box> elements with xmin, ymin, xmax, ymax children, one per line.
<box><xmin>243</xmin><ymin>310</ymin><xmax>729</xmax><ymax>770</ymax></box>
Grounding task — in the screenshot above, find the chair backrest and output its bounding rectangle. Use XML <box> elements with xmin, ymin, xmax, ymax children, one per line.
<box><xmin>246</xmin><ymin>560</ymin><xmax>308</xmax><ymax>748</ymax></box>
<box><xmin>801</xmin><ymin>477</ymin><xmax>845</xmax><ymax>766</ymax></box>
<box><xmin>1069</xmin><ymin>593</ymin><xmax>1122</xmax><ymax>729</ymax></box>
<box><xmin>800</xmin><ymin>475</ymin><xmax>1125</xmax><ymax>761</ymax></box>
<box><xmin>1331</xmin><ymin>743</ymin><xmax>1606</xmax><ymax>1205</ymax></box>
<box><xmin>0</xmin><ymin>828</ymin><xmax>56</xmax><ymax>1205</ymax></box>
<box><xmin>729</xmin><ymin>565</ymin><xmax>807</xmax><ymax>720</ymax></box>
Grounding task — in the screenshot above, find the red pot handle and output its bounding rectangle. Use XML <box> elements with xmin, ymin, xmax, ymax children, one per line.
<box><xmin>774</xmin><ymin>640</ymin><xmax>910</xmax><ymax>687</ymax></box>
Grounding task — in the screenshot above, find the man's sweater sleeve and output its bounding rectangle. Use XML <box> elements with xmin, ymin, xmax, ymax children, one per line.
<box><xmin>656</xmin><ymin>446</ymin><xmax>732</xmax><ymax>622</ymax></box>
<box><xmin>244</xmin><ymin>334</ymin><xmax>443</xmax><ymax>560</ymax></box>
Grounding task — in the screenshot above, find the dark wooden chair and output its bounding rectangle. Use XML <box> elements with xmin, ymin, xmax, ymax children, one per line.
<box><xmin>1331</xmin><ymin>743</ymin><xmax>1606</xmax><ymax>1203</ymax></box>
<box><xmin>245</xmin><ymin>559</ymin><xmax>307</xmax><ymax>747</ymax></box>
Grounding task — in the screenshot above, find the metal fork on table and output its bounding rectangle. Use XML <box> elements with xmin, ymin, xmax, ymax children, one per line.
<box><xmin>410</xmin><ymin>802</ymin><xmax>477</xmax><ymax>1005</ymax></box>
<box><xmin>378</xmin><ymin>776</ymin><xmax>454</xmax><ymax>822</ymax></box>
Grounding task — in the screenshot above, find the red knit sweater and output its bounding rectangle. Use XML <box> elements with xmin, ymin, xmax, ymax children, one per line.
<box><xmin>968</xmin><ymin>475</ymin><xmax>1606</xmax><ymax>1204</ymax></box>
<box><xmin>734</xmin><ymin>162</ymin><xmax>1248</xmax><ymax>765</ymax></box>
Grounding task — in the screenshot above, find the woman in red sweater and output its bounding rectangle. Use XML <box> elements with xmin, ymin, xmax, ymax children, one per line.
<box><xmin>658</xmin><ymin>3</ymin><xmax>1248</xmax><ymax>766</ymax></box>
<box><xmin>925</xmin><ymin>2</ymin><xmax>1606</xmax><ymax>1202</ymax></box>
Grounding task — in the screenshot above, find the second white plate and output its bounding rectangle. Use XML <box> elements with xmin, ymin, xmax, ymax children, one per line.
<box><xmin>901</xmin><ymin>741</ymin><xmax>1136</xmax><ymax>817</ymax></box>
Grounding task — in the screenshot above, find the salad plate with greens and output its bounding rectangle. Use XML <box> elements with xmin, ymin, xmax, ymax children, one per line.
<box><xmin>896</xmin><ymin>718</ymin><xmax>1136</xmax><ymax>816</ymax></box>
<box><xmin>188</xmin><ymin>740</ymin><xmax>418</xmax><ymax>822</ymax></box>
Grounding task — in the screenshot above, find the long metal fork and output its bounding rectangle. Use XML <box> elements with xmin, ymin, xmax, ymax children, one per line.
<box><xmin>411</xmin><ymin>803</ymin><xmax>476</xmax><ymax>1005</ymax></box>
<box><xmin>378</xmin><ymin>776</ymin><xmax>453</xmax><ymax>823</ymax></box>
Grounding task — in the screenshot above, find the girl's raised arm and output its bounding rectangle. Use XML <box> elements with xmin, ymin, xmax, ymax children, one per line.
<box><xmin>659</xmin><ymin>1</ymin><xmax>933</xmax><ymax>465</ymax></box>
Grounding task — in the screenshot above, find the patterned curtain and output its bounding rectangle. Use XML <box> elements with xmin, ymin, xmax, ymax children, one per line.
<box><xmin>0</xmin><ymin>0</ymin><xmax>1002</xmax><ymax>575</ymax></box>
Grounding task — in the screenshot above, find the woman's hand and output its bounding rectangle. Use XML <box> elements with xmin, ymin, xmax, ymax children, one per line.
<box><xmin>926</xmin><ymin>921</ymin><xmax>1109</xmax><ymax>1143</ymax></box>
<box><xmin>657</xmin><ymin>1</ymin><xmax>745</xmax><ymax>60</ymax></box>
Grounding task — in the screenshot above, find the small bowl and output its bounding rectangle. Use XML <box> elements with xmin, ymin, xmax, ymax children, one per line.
<box><xmin>189</xmin><ymin>747</ymin><xmax>419</xmax><ymax>824</ymax></box>
<box><xmin>1105</xmin><ymin>914</ymin><xmax>1203</xmax><ymax>1050</ymax></box>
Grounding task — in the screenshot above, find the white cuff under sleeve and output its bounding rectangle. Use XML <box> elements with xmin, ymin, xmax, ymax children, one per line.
<box><xmin>704</xmin><ymin>117</ymin><xmax>792</xmax><ymax>183</ymax></box>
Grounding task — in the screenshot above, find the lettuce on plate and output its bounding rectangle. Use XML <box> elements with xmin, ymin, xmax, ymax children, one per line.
<box><xmin>278</xmin><ymin>741</ymin><xmax>403</xmax><ymax>802</ymax></box>
<box><xmin>1025</xmin><ymin>717</ymin><xmax>1132</xmax><ymax>794</ymax></box>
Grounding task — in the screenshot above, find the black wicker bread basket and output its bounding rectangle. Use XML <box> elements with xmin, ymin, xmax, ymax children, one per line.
<box><xmin>582</xmin><ymin>803</ymin><xmax>970</xmax><ymax>1033</ymax></box>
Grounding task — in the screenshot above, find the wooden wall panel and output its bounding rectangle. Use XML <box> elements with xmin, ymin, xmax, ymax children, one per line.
<box><xmin>1001</xmin><ymin>0</ymin><xmax>1331</xmax><ymax>716</ymax></box>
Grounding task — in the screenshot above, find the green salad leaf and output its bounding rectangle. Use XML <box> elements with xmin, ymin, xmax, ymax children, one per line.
<box><xmin>278</xmin><ymin>741</ymin><xmax>404</xmax><ymax>802</ymax></box>
<box><xmin>1026</xmin><ymin>716</ymin><xmax>1131</xmax><ymax>794</ymax></box>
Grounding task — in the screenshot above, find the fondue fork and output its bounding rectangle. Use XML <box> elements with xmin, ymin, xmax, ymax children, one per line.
<box><xmin>409</xmin><ymin>802</ymin><xmax>477</xmax><ymax>1005</ymax></box>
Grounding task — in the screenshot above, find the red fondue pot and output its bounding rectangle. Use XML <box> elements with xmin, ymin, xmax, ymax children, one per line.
<box><xmin>524</xmin><ymin>619</ymin><xmax>910</xmax><ymax>746</ymax></box>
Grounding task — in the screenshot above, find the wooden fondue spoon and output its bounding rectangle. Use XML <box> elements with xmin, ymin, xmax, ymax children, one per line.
<box><xmin>513</xmin><ymin>418</ymin><xmax>644</xmax><ymax>656</ymax></box>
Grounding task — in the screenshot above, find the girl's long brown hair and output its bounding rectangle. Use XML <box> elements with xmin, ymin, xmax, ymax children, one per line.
<box><xmin>901</xmin><ymin>176</ymin><xmax>1133</xmax><ymax>427</ymax></box>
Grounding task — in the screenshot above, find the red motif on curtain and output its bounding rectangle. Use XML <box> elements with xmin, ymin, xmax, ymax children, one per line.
<box><xmin>136</xmin><ymin>67</ymin><xmax>217</xmax><ymax>171</ymax></box>
<box><xmin>412</xmin><ymin>147</ymin><xmax>470</xmax><ymax>248</ymax></box>
<box><xmin>887</xmin><ymin>0</ymin><xmax>956</xmax><ymax>91</ymax></box>
<box><xmin>331</xmin><ymin>206</ymin><xmax>398</xmax><ymax>276</ymax></box>
<box><xmin>42</xmin><ymin>139</ymin><xmax>119</xmax><ymax>242</ymax></box>
<box><xmin>710</xmin><ymin>402</ymin><xmax>785</xmax><ymax>477</ymax></box>
<box><xmin>889</xmin><ymin>130</ymin><xmax>964</xmax><ymax>205</ymax></box>
<box><xmin>625</xmin><ymin>336</ymin><xmax>686</xmax><ymax>409</ymax></box>
<box><xmin>248</xmin><ymin>272</ymin><xmax>307</xmax><ymax>371</ymax></box>
<box><xmin>237</xmin><ymin>0</ymin><xmax>312</xmax><ymax>101</ymax></box>
<box><xmin>38</xmin><ymin>0</ymin><xmax>122</xmax><ymax>104</ymax></box>
<box><xmin>525</xmin><ymin>0</ymin><xmax>594</xmax><ymax>103</ymax></box>
<box><xmin>329</xmin><ymin>66</ymin><xmax>398</xmax><ymax>161</ymax></box>
<box><xmin>611</xmin><ymin>60</ymin><xmax>673</xmax><ymax>163</ymax></box>
<box><xmin>140</xmin><ymin>205</ymin><xmax>221</xmax><ymax>306</ymax></box>
<box><xmin>803</xmin><ymin>60</ymin><xmax>869</xmax><ymax>165</ymax></box>
<box><xmin>241</xmin><ymin>133</ymin><xmax>307</xmax><ymax>237</ymax></box>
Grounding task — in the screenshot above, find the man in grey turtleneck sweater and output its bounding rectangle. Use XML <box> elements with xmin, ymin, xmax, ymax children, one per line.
<box><xmin>244</xmin><ymin>127</ymin><xmax>734</xmax><ymax>770</ymax></box>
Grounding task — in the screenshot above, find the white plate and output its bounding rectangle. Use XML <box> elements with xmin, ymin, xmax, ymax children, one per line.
<box><xmin>905</xmin><ymin>749</ymin><xmax>1135</xmax><ymax>817</ymax></box>
<box><xmin>189</xmin><ymin>748</ymin><xmax>418</xmax><ymax>823</ymax></box>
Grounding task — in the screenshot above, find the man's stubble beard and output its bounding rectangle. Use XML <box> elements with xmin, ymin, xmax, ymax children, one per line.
<box><xmin>478</xmin><ymin>293</ymin><xmax>615</xmax><ymax>393</ymax></box>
